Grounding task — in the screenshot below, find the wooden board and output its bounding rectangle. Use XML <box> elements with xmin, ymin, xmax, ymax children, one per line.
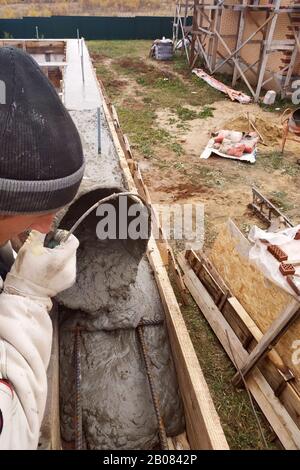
<box><xmin>183</xmin><ymin>250</ymin><xmax>300</xmax><ymax>432</ymax></box>
<box><xmin>177</xmin><ymin>253</ymin><xmax>300</xmax><ymax>450</ymax></box>
<box><xmin>209</xmin><ymin>220</ymin><xmax>300</xmax><ymax>394</ymax></box>
<box><xmin>148</xmin><ymin>238</ymin><xmax>229</xmax><ymax>450</ymax></box>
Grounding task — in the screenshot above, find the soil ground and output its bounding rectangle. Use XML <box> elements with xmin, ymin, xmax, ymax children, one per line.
<box><xmin>88</xmin><ymin>39</ymin><xmax>300</xmax><ymax>450</ymax></box>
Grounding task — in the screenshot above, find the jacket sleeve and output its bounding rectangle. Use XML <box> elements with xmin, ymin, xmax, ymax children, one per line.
<box><xmin>0</xmin><ymin>291</ymin><xmax>53</xmax><ymax>450</ymax></box>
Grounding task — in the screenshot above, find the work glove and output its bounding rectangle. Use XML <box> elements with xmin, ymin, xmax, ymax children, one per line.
<box><xmin>4</xmin><ymin>230</ymin><xmax>79</xmax><ymax>300</ymax></box>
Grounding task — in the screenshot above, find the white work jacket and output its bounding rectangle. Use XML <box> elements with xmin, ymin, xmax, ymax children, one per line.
<box><xmin>0</xmin><ymin>243</ymin><xmax>52</xmax><ymax>450</ymax></box>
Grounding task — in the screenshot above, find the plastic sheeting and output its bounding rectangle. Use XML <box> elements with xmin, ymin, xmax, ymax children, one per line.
<box><xmin>192</xmin><ymin>68</ymin><xmax>251</xmax><ymax>104</ymax></box>
<box><xmin>248</xmin><ymin>224</ymin><xmax>300</xmax><ymax>299</ymax></box>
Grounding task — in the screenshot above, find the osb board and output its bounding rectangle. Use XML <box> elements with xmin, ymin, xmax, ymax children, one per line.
<box><xmin>209</xmin><ymin>220</ymin><xmax>300</xmax><ymax>395</ymax></box>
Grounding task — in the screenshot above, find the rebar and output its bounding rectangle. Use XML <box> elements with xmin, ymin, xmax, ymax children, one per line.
<box><xmin>136</xmin><ymin>325</ymin><xmax>169</xmax><ymax>451</ymax></box>
<box><xmin>74</xmin><ymin>326</ymin><xmax>83</xmax><ymax>450</ymax></box>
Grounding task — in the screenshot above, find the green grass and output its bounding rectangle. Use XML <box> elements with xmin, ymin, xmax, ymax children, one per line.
<box><xmin>269</xmin><ymin>190</ymin><xmax>294</xmax><ymax>212</ymax></box>
<box><xmin>258</xmin><ymin>151</ymin><xmax>300</xmax><ymax>176</ymax></box>
<box><xmin>88</xmin><ymin>40</ymin><xmax>223</xmax><ymax>160</ymax></box>
<box><xmin>174</xmin><ymin>104</ymin><xmax>215</xmax><ymax>122</ymax></box>
<box><xmin>117</xmin><ymin>105</ymin><xmax>174</xmax><ymax>159</ymax></box>
<box><xmin>176</xmin><ymin>105</ymin><xmax>199</xmax><ymax>121</ymax></box>
<box><xmin>174</xmin><ymin>289</ymin><xmax>278</xmax><ymax>450</ymax></box>
<box><xmin>198</xmin><ymin>105</ymin><xmax>215</xmax><ymax>119</ymax></box>
<box><xmin>88</xmin><ymin>40</ymin><xmax>152</xmax><ymax>59</ymax></box>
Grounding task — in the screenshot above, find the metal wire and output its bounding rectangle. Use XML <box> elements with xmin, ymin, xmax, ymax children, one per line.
<box><xmin>64</xmin><ymin>191</ymin><xmax>151</xmax><ymax>242</ymax></box>
<box><xmin>136</xmin><ymin>325</ymin><xmax>169</xmax><ymax>451</ymax></box>
<box><xmin>74</xmin><ymin>326</ymin><xmax>83</xmax><ymax>450</ymax></box>
<box><xmin>71</xmin><ymin>319</ymin><xmax>164</xmax><ymax>450</ymax></box>
<box><xmin>68</xmin><ymin>318</ymin><xmax>163</xmax><ymax>334</ymax></box>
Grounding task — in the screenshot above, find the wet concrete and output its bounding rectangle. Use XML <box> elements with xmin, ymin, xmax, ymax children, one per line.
<box><xmin>64</xmin><ymin>40</ymin><xmax>102</xmax><ymax>111</ymax></box>
<box><xmin>57</xmin><ymin>42</ymin><xmax>185</xmax><ymax>449</ymax></box>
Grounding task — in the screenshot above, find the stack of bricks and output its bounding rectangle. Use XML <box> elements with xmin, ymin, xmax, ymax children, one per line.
<box><xmin>267</xmin><ymin>244</ymin><xmax>297</xmax><ymax>277</ymax></box>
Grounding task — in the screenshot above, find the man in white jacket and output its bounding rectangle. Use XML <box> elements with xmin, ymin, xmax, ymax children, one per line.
<box><xmin>0</xmin><ymin>46</ymin><xmax>85</xmax><ymax>449</ymax></box>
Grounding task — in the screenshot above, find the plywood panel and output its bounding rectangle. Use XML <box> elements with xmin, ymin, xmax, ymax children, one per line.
<box><xmin>209</xmin><ymin>220</ymin><xmax>300</xmax><ymax>395</ymax></box>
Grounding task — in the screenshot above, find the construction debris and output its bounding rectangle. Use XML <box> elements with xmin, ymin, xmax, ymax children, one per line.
<box><xmin>192</xmin><ymin>68</ymin><xmax>251</xmax><ymax>104</ymax></box>
<box><xmin>201</xmin><ymin>129</ymin><xmax>258</xmax><ymax>163</ymax></box>
<box><xmin>248</xmin><ymin>224</ymin><xmax>300</xmax><ymax>298</ymax></box>
<box><xmin>263</xmin><ymin>90</ymin><xmax>276</xmax><ymax>106</ymax></box>
<box><xmin>177</xmin><ymin>220</ymin><xmax>300</xmax><ymax>450</ymax></box>
<box><xmin>177</xmin><ymin>246</ymin><xmax>300</xmax><ymax>450</ymax></box>
<box><xmin>226</xmin><ymin>114</ymin><xmax>282</xmax><ymax>146</ymax></box>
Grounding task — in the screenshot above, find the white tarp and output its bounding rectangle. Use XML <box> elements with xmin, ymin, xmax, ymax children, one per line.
<box><xmin>248</xmin><ymin>224</ymin><xmax>300</xmax><ymax>298</ymax></box>
<box><xmin>201</xmin><ymin>140</ymin><xmax>257</xmax><ymax>163</ymax></box>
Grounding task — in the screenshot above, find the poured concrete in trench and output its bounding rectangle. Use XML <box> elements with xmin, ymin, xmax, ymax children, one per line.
<box><xmin>57</xmin><ymin>41</ymin><xmax>184</xmax><ymax>449</ymax></box>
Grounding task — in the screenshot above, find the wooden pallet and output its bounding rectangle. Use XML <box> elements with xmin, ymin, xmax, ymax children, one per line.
<box><xmin>177</xmin><ymin>249</ymin><xmax>300</xmax><ymax>449</ymax></box>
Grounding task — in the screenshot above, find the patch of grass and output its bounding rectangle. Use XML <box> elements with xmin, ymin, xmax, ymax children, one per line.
<box><xmin>136</xmin><ymin>77</ymin><xmax>148</xmax><ymax>86</ymax></box>
<box><xmin>154</xmin><ymin>76</ymin><xmax>186</xmax><ymax>93</ymax></box>
<box><xmin>176</xmin><ymin>105</ymin><xmax>215</xmax><ymax>122</ymax></box>
<box><xmin>198</xmin><ymin>105</ymin><xmax>215</xmax><ymax>119</ymax></box>
<box><xmin>170</xmin><ymin>142</ymin><xmax>184</xmax><ymax>157</ymax></box>
<box><xmin>258</xmin><ymin>151</ymin><xmax>300</xmax><ymax>176</ymax></box>
<box><xmin>117</xmin><ymin>105</ymin><xmax>171</xmax><ymax>159</ymax></box>
<box><xmin>171</xmin><ymin>287</ymin><xmax>278</xmax><ymax>450</ymax></box>
<box><xmin>269</xmin><ymin>191</ymin><xmax>294</xmax><ymax>212</ymax></box>
<box><xmin>190</xmin><ymin>164</ymin><xmax>236</xmax><ymax>188</ymax></box>
<box><xmin>88</xmin><ymin>40</ymin><xmax>152</xmax><ymax>59</ymax></box>
<box><xmin>176</xmin><ymin>106</ymin><xmax>198</xmax><ymax>121</ymax></box>
<box><xmin>172</xmin><ymin>55</ymin><xmax>190</xmax><ymax>75</ymax></box>
<box><xmin>260</xmin><ymin>151</ymin><xmax>283</xmax><ymax>170</ymax></box>
<box><xmin>95</xmin><ymin>64</ymin><xmax>114</xmax><ymax>83</ymax></box>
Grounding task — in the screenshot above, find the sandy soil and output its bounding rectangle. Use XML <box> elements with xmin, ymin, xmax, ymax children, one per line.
<box><xmin>142</xmin><ymin>102</ymin><xmax>300</xmax><ymax>246</ymax></box>
<box><xmin>93</xmin><ymin>51</ymin><xmax>300</xmax><ymax>248</ymax></box>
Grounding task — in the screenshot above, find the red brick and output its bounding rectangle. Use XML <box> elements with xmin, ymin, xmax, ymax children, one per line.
<box><xmin>279</xmin><ymin>263</ymin><xmax>295</xmax><ymax>276</ymax></box>
<box><xmin>267</xmin><ymin>244</ymin><xmax>288</xmax><ymax>262</ymax></box>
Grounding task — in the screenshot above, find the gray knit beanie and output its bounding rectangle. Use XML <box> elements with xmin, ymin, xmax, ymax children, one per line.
<box><xmin>0</xmin><ymin>46</ymin><xmax>84</xmax><ymax>215</ymax></box>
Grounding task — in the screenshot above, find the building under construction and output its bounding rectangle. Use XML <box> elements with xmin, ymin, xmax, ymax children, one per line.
<box><xmin>174</xmin><ymin>0</ymin><xmax>300</xmax><ymax>100</ymax></box>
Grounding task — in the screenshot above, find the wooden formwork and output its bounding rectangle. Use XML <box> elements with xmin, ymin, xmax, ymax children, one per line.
<box><xmin>38</xmin><ymin>38</ymin><xmax>229</xmax><ymax>451</ymax></box>
<box><xmin>177</xmin><ymin>220</ymin><xmax>300</xmax><ymax>450</ymax></box>
<box><xmin>98</xmin><ymin>75</ymin><xmax>229</xmax><ymax>451</ymax></box>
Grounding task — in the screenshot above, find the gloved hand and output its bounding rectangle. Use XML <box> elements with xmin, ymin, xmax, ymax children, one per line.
<box><xmin>4</xmin><ymin>230</ymin><xmax>79</xmax><ymax>300</ymax></box>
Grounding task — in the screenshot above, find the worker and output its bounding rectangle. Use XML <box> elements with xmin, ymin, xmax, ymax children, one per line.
<box><xmin>0</xmin><ymin>47</ymin><xmax>84</xmax><ymax>449</ymax></box>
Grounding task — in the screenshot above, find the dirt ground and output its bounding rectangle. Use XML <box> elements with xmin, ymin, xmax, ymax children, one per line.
<box><xmin>89</xmin><ymin>40</ymin><xmax>300</xmax><ymax>249</ymax></box>
<box><xmin>88</xmin><ymin>40</ymin><xmax>299</xmax><ymax>450</ymax></box>
<box><xmin>152</xmin><ymin>102</ymin><xmax>300</xmax><ymax>245</ymax></box>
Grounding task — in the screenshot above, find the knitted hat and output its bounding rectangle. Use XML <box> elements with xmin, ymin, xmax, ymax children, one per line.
<box><xmin>0</xmin><ymin>46</ymin><xmax>84</xmax><ymax>215</ymax></box>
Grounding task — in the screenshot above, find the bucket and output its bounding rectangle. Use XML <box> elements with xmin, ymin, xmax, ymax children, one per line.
<box><xmin>289</xmin><ymin>108</ymin><xmax>300</xmax><ymax>134</ymax></box>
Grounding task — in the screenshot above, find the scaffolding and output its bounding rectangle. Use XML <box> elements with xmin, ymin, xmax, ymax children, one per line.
<box><xmin>174</xmin><ymin>0</ymin><xmax>300</xmax><ymax>101</ymax></box>
<box><xmin>173</xmin><ymin>1</ymin><xmax>194</xmax><ymax>60</ymax></box>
